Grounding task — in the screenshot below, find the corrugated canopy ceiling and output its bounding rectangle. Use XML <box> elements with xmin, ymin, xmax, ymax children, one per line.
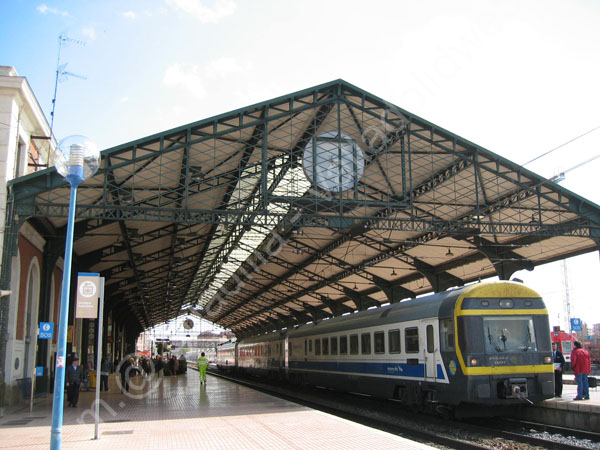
<box><xmin>7</xmin><ymin>79</ymin><xmax>600</xmax><ymax>337</ymax></box>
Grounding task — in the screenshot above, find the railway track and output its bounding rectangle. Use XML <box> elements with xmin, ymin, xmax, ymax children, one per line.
<box><xmin>195</xmin><ymin>366</ymin><xmax>599</xmax><ymax>449</ymax></box>
<box><xmin>474</xmin><ymin>417</ymin><xmax>600</xmax><ymax>449</ymax></box>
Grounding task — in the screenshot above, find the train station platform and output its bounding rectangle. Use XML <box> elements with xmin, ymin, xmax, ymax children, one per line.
<box><xmin>518</xmin><ymin>376</ymin><xmax>600</xmax><ymax>431</ymax></box>
<box><xmin>0</xmin><ymin>371</ymin><xmax>434</xmax><ymax>449</ymax></box>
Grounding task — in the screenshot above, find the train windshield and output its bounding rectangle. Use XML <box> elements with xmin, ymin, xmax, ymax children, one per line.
<box><xmin>483</xmin><ymin>316</ymin><xmax>537</xmax><ymax>353</ymax></box>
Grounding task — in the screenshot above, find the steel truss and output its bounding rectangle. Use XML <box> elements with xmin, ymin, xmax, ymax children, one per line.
<box><xmin>3</xmin><ymin>79</ymin><xmax>600</xmax><ymax>337</ymax></box>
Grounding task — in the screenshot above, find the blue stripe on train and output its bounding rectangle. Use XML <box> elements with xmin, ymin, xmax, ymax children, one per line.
<box><xmin>289</xmin><ymin>360</ymin><xmax>445</xmax><ymax>380</ymax></box>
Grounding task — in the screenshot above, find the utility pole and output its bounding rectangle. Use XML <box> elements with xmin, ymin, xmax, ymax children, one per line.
<box><xmin>561</xmin><ymin>259</ymin><xmax>572</xmax><ymax>333</ymax></box>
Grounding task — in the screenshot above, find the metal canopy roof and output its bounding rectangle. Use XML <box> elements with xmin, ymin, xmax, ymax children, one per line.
<box><xmin>7</xmin><ymin>79</ymin><xmax>600</xmax><ymax>337</ymax></box>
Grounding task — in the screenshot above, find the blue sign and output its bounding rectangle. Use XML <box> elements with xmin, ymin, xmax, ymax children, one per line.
<box><xmin>35</xmin><ymin>366</ymin><xmax>43</xmax><ymax>376</ymax></box>
<box><xmin>38</xmin><ymin>322</ymin><xmax>54</xmax><ymax>340</ymax></box>
<box><xmin>570</xmin><ymin>318</ymin><xmax>582</xmax><ymax>332</ymax></box>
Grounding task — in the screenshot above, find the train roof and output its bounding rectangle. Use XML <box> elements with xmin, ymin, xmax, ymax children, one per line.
<box><xmin>236</xmin><ymin>332</ymin><xmax>285</xmax><ymax>345</ymax></box>
<box><xmin>288</xmin><ymin>284</ymin><xmax>463</xmax><ymax>338</ymax></box>
<box><xmin>287</xmin><ymin>281</ymin><xmax>542</xmax><ymax>339</ymax></box>
<box><xmin>230</xmin><ymin>282</ymin><xmax>543</xmax><ymax>342</ymax></box>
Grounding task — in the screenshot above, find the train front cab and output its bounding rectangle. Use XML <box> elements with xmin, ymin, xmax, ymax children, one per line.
<box><xmin>448</xmin><ymin>283</ymin><xmax>554</xmax><ymax>411</ymax></box>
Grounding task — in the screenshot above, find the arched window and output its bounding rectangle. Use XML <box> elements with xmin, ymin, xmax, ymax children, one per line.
<box><xmin>23</xmin><ymin>259</ymin><xmax>40</xmax><ymax>379</ymax></box>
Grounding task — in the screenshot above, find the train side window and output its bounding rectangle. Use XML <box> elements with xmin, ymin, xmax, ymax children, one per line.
<box><xmin>331</xmin><ymin>337</ymin><xmax>338</xmax><ymax>355</ymax></box>
<box><xmin>440</xmin><ymin>319</ymin><xmax>455</xmax><ymax>351</ymax></box>
<box><xmin>405</xmin><ymin>327</ymin><xmax>419</xmax><ymax>353</ymax></box>
<box><xmin>340</xmin><ymin>336</ymin><xmax>348</xmax><ymax>355</ymax></box>
<box><xmin>361</xmin><ymin>333</ymin><xmax>371</xmax><ymax>355</ymax></box>
<box><xmin>374</xmin><ymin>331</ymin><xmax>385</xmax><ymax>354</ymax></box>
<box><xmin>389</xmin><ymin>329</ymin><xmax>401</xmax><ymax>353</ymax></box>
<box><xmin>350</xmin><ymin>334</ymin><xmax>359</xmax><ymax>355</ymax></box>
<box><xmin>426</xmin><ymin>325</ymin><xmax>434</xmax><ymax>353</ymax></box>
<box><xmin>304</xmin><ymin>339</ymin><xmax>307</xmax><ymax>356</ymax></box>
<box><xmin>315</xmin><ymin>339</ymin><xmax>321</xmax><ymax>356</ymax></box>
<box><xmin>322</xmin><ymin>337</ymin><xmax>329</xmax><ymax>355</ymax></box>
<box><xmin>309</xmin><ymin>339</ymin><xmax>313</xmax><ymax>353</ymax></box>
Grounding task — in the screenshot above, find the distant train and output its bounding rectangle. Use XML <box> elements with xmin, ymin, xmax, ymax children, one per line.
<box><xmin>216</xmin><ymin>281</ymin><xmax>554</xmax><ymax>416</ymax></box>
<box><xmin>550</xmin><ymin>328</ymin><xmax>575</xmax><ymax>370</ymax></box>
<box><xmin>551</xmin><ymin>328</ymin><xmax>600</xmax><ymax>365</ymax></box>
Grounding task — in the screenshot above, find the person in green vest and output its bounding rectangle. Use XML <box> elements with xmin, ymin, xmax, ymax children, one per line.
<box><xmin>197</xmin><ymin>352</ymin><xmax>209</xmax><ymax>385</ymax></box>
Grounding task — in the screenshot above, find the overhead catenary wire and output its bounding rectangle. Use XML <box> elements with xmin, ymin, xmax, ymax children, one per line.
<box><xmin>557</xmin><ymin>152</ymin><xmax>600</xmax><ymax>177</ymax></box>
<box><xmin>522</xmin><ymin>125</ymin><xmax>600</xmax><ymax>166</ymax></box>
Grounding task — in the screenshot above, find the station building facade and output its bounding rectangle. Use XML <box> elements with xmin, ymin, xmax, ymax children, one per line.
<box><xmin>0</xmin><ymin>67</ymin><xmax>129</xmax><ymax>409</ymax></box>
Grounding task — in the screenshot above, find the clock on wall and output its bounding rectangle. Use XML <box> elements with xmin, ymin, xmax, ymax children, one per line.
<box><xmin>302</xmin><ymin>131</ymin><xmax>365</xmax><ymax>192</ymax></box>
<box><xmin>183</xmin><ymin>319</ymin><xmax>194</xmax><ymax>330</ymax></box>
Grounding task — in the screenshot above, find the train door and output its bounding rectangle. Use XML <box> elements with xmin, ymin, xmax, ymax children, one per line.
<box><xmin>561</xmin><ymin>340</ymin><xmax>573</xmax><ymax>367</ymax></box>
<box><xmin>422</xmin><ymin>320</ymin><xmax>437</xmax><ymax>381</ymax></box>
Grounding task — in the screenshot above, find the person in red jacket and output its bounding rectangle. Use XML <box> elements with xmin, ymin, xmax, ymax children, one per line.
<box><xmin>571</xmin><ymin>341</ymin><xmax>591</xmax><ymax>400</ymax></box>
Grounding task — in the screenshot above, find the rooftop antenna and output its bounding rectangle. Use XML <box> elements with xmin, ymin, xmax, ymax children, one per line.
<box><xmin>50</xmin><ymin>34</ymin><xmax>87</xmax><ymax>135</ymax></box>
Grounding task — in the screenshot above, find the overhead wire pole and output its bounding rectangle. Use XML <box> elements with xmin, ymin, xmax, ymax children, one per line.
<box><xmin>561</xmin><ymin>260</ymin><xmax>572</xmax><ymax>333</ymax></box>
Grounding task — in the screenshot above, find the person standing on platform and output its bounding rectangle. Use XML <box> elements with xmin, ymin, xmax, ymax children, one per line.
<box><xmin>100</xmin><ymin>357</ymin><xmax>110</xmax><ymax>391</ymax></box>
<box><xmin>198</xmin><ymin>352</ymin><xmax>209</xmax><ymax>385</ymax></box>
<box><xmin>119</xmin><ymin>357</ymin><xmax>132</xmax><ymax>393</ymax></box>
<box><xmin>66</xmin><ymin>355</ymin><xmax>84</xmax><ymax>407</ymax></box>
<box><xmin>571</xmin><ymin>341</ymin><xmax>591</xmax><ymax>400</ymax></box>
<box><xmin>552</xmin><ymin>342</ymin><xmax>565</xmax><ymax>397</ymax></box>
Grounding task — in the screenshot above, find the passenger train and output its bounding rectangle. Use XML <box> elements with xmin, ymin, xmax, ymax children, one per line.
<box><xmin>216</xmin><ymin>281</ymin><xmax>554</xmax><ymax>416</ymax></box>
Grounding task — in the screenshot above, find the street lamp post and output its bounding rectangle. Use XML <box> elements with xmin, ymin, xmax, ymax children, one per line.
<box><xmin>50</xmin><ymin>136</ymin><xmax>99</xmax><ymax>449</ymax></box>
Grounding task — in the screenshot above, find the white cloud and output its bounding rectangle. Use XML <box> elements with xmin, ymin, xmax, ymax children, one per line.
<box><xmin>165</xmin><ymin>0</ymin><xmax>237</xmax><ymax>24</ymax></box>
<box><xmin>81</xmin><ymin>27</ymin><xmax>96</xmax><ymax>40</ymax></box>
<box><xmin>205</xmin><ymin>57</ymin><xmax>244</xmax><ymax>78</ymax></box>
<box><xmin>163</xmin><ymin>63</ymin><xmax>207</xmax><ymax>99</ymax></box>
<box><xmin>119</xmin><ymin>97</ymin><xmax>129</xmax><ymax>103</ymax></box>
<box><xmin>122</xmin><ymin>11</ymin><xmax>137</xmax><ymax>20</ymax></box>
<box><xmin>36</xmin><ymin>4</ymin><xmax>70</xmax><ymax>17</ymax></box>
<box><xmin>162</xmin><ymin>57</ymin><xmax>249</xmax><ymax>99</ymax></box>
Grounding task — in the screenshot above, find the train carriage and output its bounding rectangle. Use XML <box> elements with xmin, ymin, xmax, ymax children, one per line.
<box><xmin>225</xmin><ymin>281</ymin><xmax>554</xmax><ymax>416</ymax></box>
<box><xmin>286</xmin><ymin>296</ymin><xmax>449</xmax><ymax>400</ymax></box>
<box><xmin>236</xmin><ymin>333</ymin><xmax>285</xmax><ymax>378</ymax></box>
<box><xmin>215</xmin><ymin>341</ymin><xmax>237</xmax><ymax>372</ymax></box>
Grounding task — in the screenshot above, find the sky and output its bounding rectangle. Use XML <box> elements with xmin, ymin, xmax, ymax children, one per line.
<box><xmin>1</xmin><ymin>0</ymin><xmax>599</xmax><ymax>330</ymax></box>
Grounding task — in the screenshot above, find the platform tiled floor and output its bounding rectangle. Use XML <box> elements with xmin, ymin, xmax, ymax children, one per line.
<box><xmin>0</xmin><ymin>372</ymin><xmax>434</xmax><ymax>449</ymax></box>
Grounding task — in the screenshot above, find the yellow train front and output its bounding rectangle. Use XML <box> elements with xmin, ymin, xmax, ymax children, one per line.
<box><xmin>440</xmin><ymin>282</ymin><xmax>554</xmax><ymax>414</ymax></box>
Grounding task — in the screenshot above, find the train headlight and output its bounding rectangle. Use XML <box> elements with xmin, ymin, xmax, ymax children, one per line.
<box><xmin>544</xmin><ymin>356</ymin><xmax>552</xmax><ymax>364</ymax></box>
<box><xmin>470</xmin><ymin>358</ymin><xmax>479</xmax><ymax>366</ymax></box>
<box><xmin>498</xmin><ymin>299</ymin><xmax>514</xmax><ymax>308</ymax></box>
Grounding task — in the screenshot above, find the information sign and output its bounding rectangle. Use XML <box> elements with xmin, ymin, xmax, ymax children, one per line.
<box><xmin>76</xmin><ymin>273</ymin><xmax>100</xmax><ymax>319</ymax></box>
<box><xmin>39</xmin><ymin>322</ymin><xmax>54</xmax><ymax>340</ymax></box>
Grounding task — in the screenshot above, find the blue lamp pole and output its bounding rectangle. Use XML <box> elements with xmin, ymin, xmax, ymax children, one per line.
<box><xmin>50</xmin><ymin>136</ymin><xmax>99</xmax><ymax>449</ymax></box>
